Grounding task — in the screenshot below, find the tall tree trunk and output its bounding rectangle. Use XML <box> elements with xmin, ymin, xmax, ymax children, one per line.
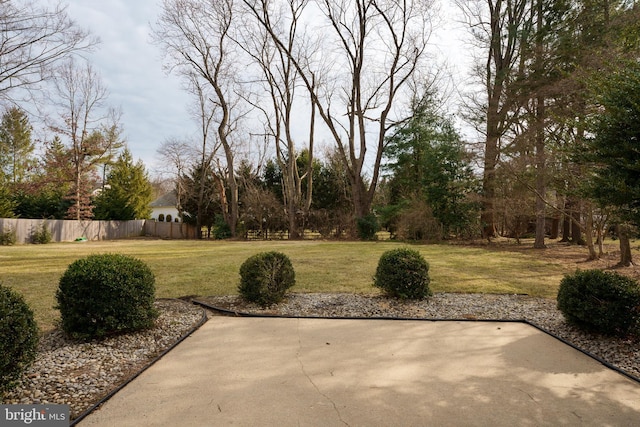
<box><xmin>617</xmin><ymin>224</ymin><xmax>634</xmax><ymax>267</ymax></box>
<box><xmin>482</xmin><ymin>128</ymin><xmax>499</xmax><ymax>239</ymax></box>
<box><xmin>353</xmin><ymin>176</ymin><xmax>368</xmax><ymax>220</ymax></box>
<box><xmin>533</xmin><ymin>0</ymin><xmax>546</xmax><ymax>249</ymax></box>
<box><xmin>195</xmin><ymin>162</ymin><xmax>215</xmax><ymax>240</ymax></box>
<box><xmin>196</xmin><ymin>161</ymin><xmax>206</xmax><ymax>239</ymax></box>
<box><xmin>533</xmin><ymin>180</ymin><xmax>546</xmax><ymax>247</ymax></box>
<box><xmin>561</xmin><ymin>198</ymin><xmax>571</xmax><ymax>242</ymax></box>
<box><xmin>74</xmin><ymin>163</ymin><xmax>81</xmax><ymax>221</ymax></box>
<box><xmin>480</xmin><ymin>0</ymin><xmax>514</xmax><ymax>241</ymax></box>
<box><xmin>284</xmin><ymin>166</ymin><xmax>301</xmax><ymax>239</ymax></box>
<box><xmin>304</xmin><ymin>93</ymin><xmax>315</xmax><ymax>215</ymax></box>
<box><xmin>570</xmin><ymin>204</ymin><xmax>585</xmax><ymax>245</ymax></box>
<box><xmin>533</xmin><ymin>106</ymin><xmax>546</xmax><ymax>247</ymax></box>
<box><xmin>561</xmin><ymin>217</ymin><xmax>571</xmax><ymax>241</ymax></box>
<box><xmin>584</xmin><ymin>205</ymin><xmax>598</xmax><ymax>260</ymax></box>
<box><xmin>596</xmin><ymin>220</ymin><xmax>605</xmax><ymax>258</ymax></box>
<box><xmin>213</xmin><ymin>173</ymin><xmax>228</xmax><ymax>228</ymax></box>
<box><xmin>550</xmin><ymin>214</ymin><xmax>559</xmax><ymax>239</ymax></box>
<box><xmin>223</xmin><ymin>146</ymin><xmax>238</xmax><ymax>237</ymax></box>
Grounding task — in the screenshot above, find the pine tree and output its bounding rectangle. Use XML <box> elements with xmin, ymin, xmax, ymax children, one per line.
<box><xmin>383</xmin><ymin>95</ymin><xmax>480</xmax><ymax>238</ymax></box>
<box><xmin>93</xmin><ymin>149</ymin><xmax>153</xmax><ymax>220</ymax></box>
<box><xmin>0</xmin><ymin>106</ymin><xmax>34</xmax><ymax>185</ymax></box>
<box><xmin>179</xmin><ymin>161</ymin><xmax>219</xmax><ymax>231</ymax></box>
<box><xmin>587</xmin><ymin>62</ymin><xmax>640</xmax><ymax>220</ymax></box>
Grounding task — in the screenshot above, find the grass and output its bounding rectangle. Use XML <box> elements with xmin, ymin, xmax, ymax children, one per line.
<box><xmin>1</xmin><ymin>237</ymin><xmax>633</xmax><ymax>332</ymax></box>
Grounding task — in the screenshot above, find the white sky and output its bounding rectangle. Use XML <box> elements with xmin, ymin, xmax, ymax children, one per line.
<box><xmin>61</xmin><ymin>0</ymin><xmax>474</xmax><ymax>175</ymax></box>
<box><xmin>64</xmin><ymin>0</ymin><xmax>195</xmax><ymax>174</ymax></box>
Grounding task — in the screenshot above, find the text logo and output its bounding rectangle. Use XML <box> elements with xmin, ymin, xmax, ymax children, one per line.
<box><xmin>1</xmin><ymin>405</ymin><xmax>69</xmax><ymax>426</ymax></box>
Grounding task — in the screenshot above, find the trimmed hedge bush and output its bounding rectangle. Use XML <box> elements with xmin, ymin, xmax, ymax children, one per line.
<box><xmin>0</xmin><ymin>285</ymin><xmax>39</xmax><ymax>396</ymax></box>
<box><xmin>56</xmin><ymin>254</ymin><xmax>159</xmax><ymax>339</ymax></box>
<box><xmin>374</xmin><ymin>248</ymin><xmax>431</xmax><ymax>299</ymax></box>
<box><xmin>239</xmin><ymin>251</ymin><xmax>295</xmax><ymax>307</ymax></box>
<box><xmin>557</xmin><ymin>269</ymin><xmax>640</xmax><ymax>336</ymax></box>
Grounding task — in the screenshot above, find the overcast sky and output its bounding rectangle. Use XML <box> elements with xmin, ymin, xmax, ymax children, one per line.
<box><xmin>64</xmin><ymin>0</ymin><xmax>195</xmax><ymax>174</ymax></box>
<box><xmin>61</xmin><ymin>0</ymin><xmax>470</xmax><ymax>175</ymax></box>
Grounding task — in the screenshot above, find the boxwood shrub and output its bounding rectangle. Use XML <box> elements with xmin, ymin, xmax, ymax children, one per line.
<box><xmin>239</xmin><ymin>251</ymin><xmax>295</xmax><ymax>307</ymax></box>
<box><xmin>557</xmin><ymin>269</ymin><xmax>640</xmax><ymax>336</ymax></box>
<box><xmin>0</xmin><ymin>284</ymin><xmax>39</xmax><ymax>396</ymax></box>
<box><xmin>56</xmin><ymin>254</ymin><xmax>159</xmax><ymax>339</ymax></box>
<box><xmin>373</xmin><ymin>247</ymin><xmax>431</xmax><ymax>299</ymax></box>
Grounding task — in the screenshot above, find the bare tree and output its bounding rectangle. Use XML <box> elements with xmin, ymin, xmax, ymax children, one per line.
<box><xmin>98</xmin><ymin>117</ymin><xmax>125</xmax><ymax>190</ymax></box>
<box><xmin>154</xmin><ymin>0</ymin><xmax>243</xmax><ymax>236</ymax></box>
<box><xmin>238</xmin><ymin>0</ymin><xmax>317</xmax><ymax>238</ymax></box>
<box><xmin>156</xmin><ymin>136</ymin><xmax>196</xmax><ymax>220</ymax></box>
<box><xmin>0</xmin><ymin>0</ymin><xmax>96</xmax><ymax>102</ymax></box>
<box><xmin>187</xmin><ymin>73</ymin><xmax>222</xmax><ymax>235</ymax></box>
<box><xmin>49</xmin><ymin>58</ymin><xmax>116</xmax><ymax>220</ymax></box>
<box><xmin>457</xmin><ymin>0</ymin><xmax>532</xmax><ymax>239</ymax></box>
<box><xmin>244</xmin><ymin>0</ymin><xmax>435</xmax><ymax>226</ymax></box>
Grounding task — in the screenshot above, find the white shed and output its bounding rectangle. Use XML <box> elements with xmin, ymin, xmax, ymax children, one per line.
<box><xmin>150</xmin><ymin>191</ymin><xmax>181</xmax><ymax>222</ymax></box>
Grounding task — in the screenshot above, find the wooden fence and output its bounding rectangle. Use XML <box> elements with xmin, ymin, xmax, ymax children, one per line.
<box><xmin>0</xmin><ymin>218</ymin><xmax>198</xmax><ymax>243</ymax></box>
<box><xmin>143</xmin><ymin>220</ymin><xmax>198</xmax><ymax>239</ymax></box>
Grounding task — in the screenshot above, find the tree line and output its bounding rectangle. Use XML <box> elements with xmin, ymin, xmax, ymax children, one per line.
<box><xmin>1</xmin><ymin>0</ymin><xmax>639</xmax><ymax>267</ymax></box>
<box><xmin>153</xmin><ymin>0</ymin><xmax>640</xmax><ymax>264</ymax></box>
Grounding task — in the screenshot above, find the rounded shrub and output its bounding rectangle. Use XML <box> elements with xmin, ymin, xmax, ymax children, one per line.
<box><xmin>214</xmin><ymin>217</ymin><xmax>232</xmax><ymax>240</ymax></box>
<box><xmin>357</xmin><ymin>213</ymin><xmax>380</xmax><ymax>241</ymax></box>
<box><xmin>0</xmin><ymin>284</ymin><xmax>39</xmax><ymax>395</ymax></box>
<box><xmin>239</xmin><ymin>251</ymin><xmax>296</xmax><ymax>307</ymax></box>
<box><xmin>373</xmin><ymin>248</ymin><xmax>431</xmax><ymax>300</ymax></box>
<box><xmin>557</xmin><ymin>269</ymin><xmax>640</xmax><ymax>336</ymax></box>
<box><xmin>56</xmin><ymin>254</ymin><xmax>159</xmax><ymax>339</ymax></box>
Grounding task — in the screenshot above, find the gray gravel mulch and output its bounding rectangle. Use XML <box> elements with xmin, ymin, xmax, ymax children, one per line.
<box><xmin>2</xmin><ymin>299</ymin><xmax>206</xmax><ymax>420</ymax></box>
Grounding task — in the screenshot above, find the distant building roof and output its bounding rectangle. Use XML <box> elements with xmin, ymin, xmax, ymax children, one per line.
<box><xmin>150</xmin><ymin>191</ymin><xmax>178</xmax><ymax>208</ymax></box>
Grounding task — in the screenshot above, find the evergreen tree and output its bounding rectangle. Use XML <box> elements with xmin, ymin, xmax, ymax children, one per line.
<box><xmin>41</xmin><ymin>136</ymin><xmax>73</xmax><ymax>186</ymax></box>
<box><xmin>93</xmin><ymin>149</ymin><xmax>153</xmax><ymax>220</ymax></box>
<box><xmin>308</xmin><ymin>149</ymin><xmax>353</xmax><ymax>237</ymax></box>
<box><xmin>178</xmin><ymin>161</ymin><xmax>219</xmax><ymax>231</ymax></box>
<box><xmin>0</xmin><ymin>106</ymin><xmax>34</xmax><ymax>185</ymax></box>
<box><xmin>262</xmin><ymin>159</ymin><xmax>283</xmax><ymax>203</ymax></box>
<box><xmin>586</xmin><ymin>62</ymin><xmax>640</xmax><ymax>224</ymax></box>
<box><xmin>574</xmin><ymin>3</ymin><xmax>640</xmax><ymax>265</ymax></box>
<box><xmin>0</xmin><ymin>185</ymin><xmax>16</xmax><ymax>217</ymax></box>
<box><xmin>384</xmin><ymin>95</ymin><xmax>480</xmax><ymax>238</ymax></box>
<box><xmin>583</xmin><ymin>61</ymin><xmax>640</xmax><ymax>267</ymax></box>
<box><xmin>10</xmin><ymin>136</ymin><xmax>72</xmax><ymax>219</ymax></box>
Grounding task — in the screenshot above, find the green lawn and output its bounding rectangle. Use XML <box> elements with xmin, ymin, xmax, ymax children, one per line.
<box><xmin>1</xmin><ymin>238</ymin><xmax>582</xmax><ymax>332</ymax></box>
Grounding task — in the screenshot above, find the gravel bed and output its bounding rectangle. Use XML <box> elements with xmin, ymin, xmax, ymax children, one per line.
<box><xmin>2</xmin><ymin>299</ymin><xmax>205</xmax><ymax>421</ymax></box>
<box><xmin>3</xmin><ymin>293</ymin><xmax>639</xmax><ymax>423</ymax></box>
<box><xmin>199</xmin><ymin>293</ymin><xmax>640</xmax><ymax>382</ymax></box>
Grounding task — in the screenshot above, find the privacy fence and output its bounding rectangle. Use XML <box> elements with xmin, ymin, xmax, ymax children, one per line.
<box><xmin>143</xmin><ymin>220</ymin><xmax>198</xmax><ymax>240</ymax></box>
<box><xmin>0</xmin><ymin>218</ymin><xmax>198</xmax><ymax>244</ymax></box>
